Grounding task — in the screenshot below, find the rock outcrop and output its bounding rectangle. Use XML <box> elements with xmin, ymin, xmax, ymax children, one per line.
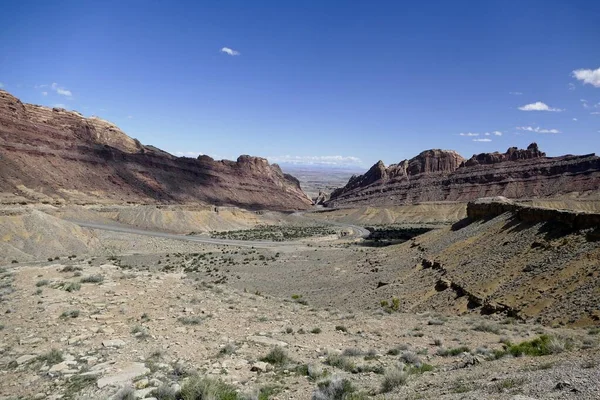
<box><xmin>327</xmin><ymin>144</ymin><xmax>600</xmax><ymax>207</ymax></box>
<box><xmin>0</xmin><ymin>90</ymin><xmax>312</xmax><ymax>210</ymax></box>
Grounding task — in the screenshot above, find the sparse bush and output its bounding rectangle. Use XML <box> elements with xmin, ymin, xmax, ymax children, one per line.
<box><xmin>498</xmin><ymin>335</ymin><xmax>564</xmax><ymax>358</ymax></box>
<box><xmin>261</xmin><ymin>346</ymin><xmax>289</xmax><ymax>365</ymax></box>
<box><xmin>311</xmin><ymin>327</ymin><xmax>322</xmax><ymax>334</ymax></box>
<box><xmin>178</xmin><ymin>316</ymin><xmax>204</xmax><ymax>325</ymax></box>
<box><xmin>151</xmin><ymin>384</ymin><xmax>178</xmax><ymax>400</ymax></box>
<box><xmin>81</xmin><ymin>274</ymin><xmax>104</xmax><ymax>284</ymax></box>
<box><xmin>325</xmin><ymin>354</ymin><xmax>355</xmax><ymax>372</ymax></box>
<box><xmin>131</xmin><ymin>325</ymin><xmax>149</xmax><ymax>339</ymax></box>
<box><xmin>342</xmin><ymin>348</ymin><xmax>363</xmax><ymax>357</ymax></box>
<box><xmin>433</xmin><ymin>338</ymin><xmax>443</xmax><ymax>346</ymax></box>
<box><xmin>62</xmin><ymin>282</ymin><xmax>81</xmax><ymax>292</ymax></box>
<box><xmin>307</xmin><ymin>363</ymin><xmax>324</xmax><ymax>380</ymax></box>
<box><xmin>61</xmin><ymin>309</ymin><xmax>80</xmax><ymax>319</ymax></box>
<box><xmin>428</xmin><ymin>318</ymin><xmax>445</xmax><ymax>326</ymax></box>
<box><xmin>401</xmin><ymin>351</ymin><xmax>422</xmax><ymax>366</ymax></box>
<box><xmin>35</xmin><ymin>288</ymin><xmax>43</xmax><ymax>295</ymax></box>
<box><xmin>285</xmin><ymin>327</ymin><xmax>293</xmax><ymax>334</ymax></box>
<box><xmin>381</xmin><ymin>365</ymin><xmax>408</xmax><ymax>393</ymax></box>
<box><xmin>436</xmin><ymin>346</ymin><xmax>470</xmax><ymax>357</ymax></box>
<box><xmin>179</xmin><ymin>375</ymin><xmax>238</xmax><ymax>400</ymax></box>
<box><xmin>61</xmin><ymin>266</ymin><xmax>82</xmax><ymax>273</ymax></box>
<box><xmin>113</xmin><ymin>385</ymin><xmax>136</xmax><ymax>400</ymax></box>
<box><xmin>313</xmin><ymin>377</ymin><xmax>360</xmax><ymax>400</ymax></box>
<box><xmin>473</xmin><ymin>322</ymin><xmax>501</xmax><ymax>334</ymax></box>
<box><xmin>219</xmin><ymin>343</ymin><xmax>237</xmax><ymax>356</ymax></box>
<box><xmin>36</xmin><ymin>279</ymin><xmax>49</xmax><ymax>287</ymax></box>
<box><xmin>37</xmin><ymin>349</ymin><xmax>63</xmax><ymax>365</ymax></box>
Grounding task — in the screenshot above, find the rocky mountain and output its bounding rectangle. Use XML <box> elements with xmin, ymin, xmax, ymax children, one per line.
<box><xmin>0</xmin><ymin>90</ymin><xmax>312</xmax><ymax>210</ymax></box>
<box><xmin>326</xmin><ymin>143</ymin><xmax>600</xmax><ymax>207</ymax></box>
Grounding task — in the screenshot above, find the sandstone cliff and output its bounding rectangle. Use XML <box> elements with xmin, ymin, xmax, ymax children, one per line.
<box><xmin>327</xmin><ymin>143</ymin><xmax>600</xmax><ymax>207</ymax></box>
<box><xmin>0</xmin><ymin>90</ymin><xmax>312</xmax><ymax>210</ymax></box>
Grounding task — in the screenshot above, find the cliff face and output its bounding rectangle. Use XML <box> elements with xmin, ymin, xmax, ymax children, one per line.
<box><xmin>327</xmin><ymin>143</ymin><xmax>600</xmax><ymax>207</ymax></box>
<box><xmin>0</xmin><ymin>90</ymin><xmax>312</xmax><ymax>210</ymax></box>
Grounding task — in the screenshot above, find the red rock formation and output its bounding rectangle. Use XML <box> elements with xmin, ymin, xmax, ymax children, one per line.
<box><xmin>327</xmin><ymin>144</ymin><xmax>600</xmax><ymax>207</ymax></box>
<box><xmin>0</xmin><ymin>90</ymin><xmax>312</xmax><ymax>210</ymax></box>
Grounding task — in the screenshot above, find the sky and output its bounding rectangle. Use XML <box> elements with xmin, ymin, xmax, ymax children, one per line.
<box><xmin>1</xmin><ymin>0</ymin><xmax>599</xmax><ymax>170</ymax></box>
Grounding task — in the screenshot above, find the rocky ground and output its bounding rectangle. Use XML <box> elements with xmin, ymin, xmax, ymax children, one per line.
<box><xmin>0</xmin><ymin>227</ymin><xmax>599</xmax><ymax>399</ymax></box>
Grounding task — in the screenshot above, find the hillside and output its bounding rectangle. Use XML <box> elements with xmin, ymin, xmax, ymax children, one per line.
<box><xmin>326</xmin><ymin>143</ymin><xmax>600</xmax><ymax>207</ymax></box>
<box><xmin>0</xmin><ymin>90</ymin><xmax>312</xmax><ymax>210</ymax></box>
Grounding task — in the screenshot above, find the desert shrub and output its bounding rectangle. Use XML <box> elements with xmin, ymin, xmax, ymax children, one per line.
<box><xmin>436</xmin><ymin>346</ymin><xmax>470</xmax><ymax>357</ymax></box>
<box><xmin>408</xmin><ymin>363</ymin><xmax>434</xmax><ymax>374</ymax></box>
<box><xmin>261</xmin><ymin>347</ymin><xmax>289</xmax><ymax>365</ymax></box>
<box><xmin>433</xmin><ymin>338</ymin><xmax>443</xmax><ymax>346</ymax></box>
<box><xmin>342</xmin><ymin>348</ymin><xmax>363</xmax><ymax>357</ymax></box>
<box><xmin>428</xmin><ymin>318</ymin><xmax>445</xmax><ymax>326</ymax></box>
<box><xmin>401</xmin><ymin>351</ymin><xmax>422</xmax><ymax>366</ymax></box>
<box><xmin>311</xmin><ymin>327</ymin><xmax>322</xmax><ymax>334</ymax></box>
<box><xmin>36</xmin><ymin>279</ymin><xmax>49</xmax><ymax>287</ymax></box>
<box><xmin>325</xmin><ymin>354</ymin><xmax>355</xmax><ymax>372</ymax></box>
<box><xmin>62</xmin><ymin>282</ymin><xmax>81</xmax><ymax>292</ymax></box>
<box><xmin>473</xmin><ymin>322</ymin><xmax>501</xmax><ymax>334</ymax></box>
<box><xmin>380</xmin><ymin>365</ymin><xmax>408</xmax><ymax>393</ymax></box>
<box><xmin>113</xmin><ymin>385</ymin><xmax>136</xmax><ymax>400</ymax></box>
<box><xmin>131</xmin><ymin>325</ymin><xmax>149</xmax><ymax>339</ymax></box>
<box><xmin>219</xmin><ymin>343</ymin><xmax>237</xmax><ymax>355</ymax></box>
<box><xmin>499</xmin><ymin>335</ymin><xmax>564</xmax><ymax>358</ymax></box>
<box><xmin>81</xmin><ymin>274</ymin><xmax>104</xmax><ymax>283</ymax></box>
<box><xmin>61</xmin><ymin>309</ymin><xmax>80</xmax><ymax>319</ymax></box>
<box><xmin>61</xmin><ymin>266</ymin><xmax>82</xmax><ymax>273</ymax></box>
<box><xmin>37</xmin><ymin>349</ymin><xmax>63</xmax><ymax>365</ymax></box>
<box><xmin>178</xmin><ymin>316</ymin><xmax>204</xmax><ymax>325</ymax></box>
<box><xmin>179</xmin><ymin>375</ymin><xmax>238</xmax><ymax>400</ymax></box>
<box><xmin>312</xmin><ymin>377</ymin><xmax>362</xmax><ymax>400</ymax></box>
<box><xmin>151</xmin><ymin>384</ymin><xmax>178</xmax><ymax>400</ymax></box>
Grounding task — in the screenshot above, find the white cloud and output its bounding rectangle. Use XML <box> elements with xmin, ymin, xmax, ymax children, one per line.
<box><xmin>592</xmin><ymin>112</ymin><xmax>600</xmax><ymax>115</ymax></box>
<box><xmin>53</xmin><ymin>103</ymin><xmax>66</xmax><ymax>108</ymax></box>
<box><xmin>484</xmin><ymin>132</ymin><xmax>490</xmax><ymax>136</ymax></box>
<box><xmin>220</xmin><ymin>47</ymin><xmax>240</xmax><ymax>56</ymax></box>
<box><xmin>568</xmin><ymin>83</ymin><xmax>576</xmax><ymax>91</ymax></box>
<box><xmin>0</xmin><ymin>82</ymin><xmax>4</xmax><ymax>88</ymax></box>
<box><xmin>459</xmin><ymin>132</ymin><xmax>479</xmax><ymax>136</ymax></box>
<box><xmin>573</xmin><ymin>118</ymin><xmax>577</xmax><ymax>121</ymax></box>
<box><xmin>266</xmin><ymin>155</ymin><xmax>363</xmax><ymax>166</ymax></box>
<box><xmin>127</xmin><ymin>115</ymin><xmax>133</xmax><ymax>119</ymax></box>
<box><xmin>572</xmin><ymin>67</ymin><xmax>600</xmax><ymax>88</ymax></box>
<box><xmin>517</xmin><ymin>126</ymin><xmax>561</xmax><ymax>134</ymax></box>
<box><xmin>509</xmin><ymin>91</ymin><xmax>523</xmax><ymax>95</ymax></box>
<box><xmin>493</xmin><ymin>131</ymin><xmax>503</xmax><ymax>136</ymax></box>
<box><xmin>518</xmin><ymin>101</ymin><xmax>563</xmax><ymax>112</ymax></box>
<box><xmin>581</xmin><ymin>99</ymin><xmax>589</xmax><ymax>109</ymax></box>
<box><xmin>473</xmin><ymin>138</ymin><xmax>492</xmax><ymax>142</ymax></box>
<box><xmin>42</xmin><ymin>91</ymin><xmax>48</xmax><ymax>96</ymax></box>
<box><xmin>51</xmin><ymin>82</ymin><xmax>72</xmax><ymax>97</ymax></box>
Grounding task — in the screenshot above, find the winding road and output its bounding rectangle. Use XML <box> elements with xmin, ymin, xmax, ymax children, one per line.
<box><xmin>69</xmin><ymin>217</ymin><xmax>370</xmax><ymax>249</ymax></box>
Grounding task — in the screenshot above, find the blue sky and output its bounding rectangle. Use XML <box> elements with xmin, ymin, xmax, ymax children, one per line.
<box><xmin>1</xmin><ymin>0</ymin><xmax>599</xmax><ymax>169</ymax></box>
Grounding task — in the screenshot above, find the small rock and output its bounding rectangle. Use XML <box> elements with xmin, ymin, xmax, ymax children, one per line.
<box><xmin>250</xmin><ymin>361</ymin><xmax>269</xmax><ymax>373</ymax></box>
<box><xmin>16</xmin><ymin>354</ymin><xmax>36</xmax><ymax>365</ymax></box>
<box><xmin>102</xmin><ymin>339</ymin><xmax>126</xmax><ymax>348</ymax></box>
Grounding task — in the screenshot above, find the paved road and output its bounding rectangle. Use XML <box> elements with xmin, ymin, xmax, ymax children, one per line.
<box><xmin>69</xmin><ymin>218</ymin><xmax>369</xmax><ymax>248</ymax></box>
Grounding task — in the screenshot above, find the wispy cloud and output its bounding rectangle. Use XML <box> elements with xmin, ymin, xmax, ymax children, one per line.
<box><xmin>517</xmin><ymin>126</ymin><xmax>561</xmax><ymax>134</ymax></box>
<box><xmin>568</xmin><ymin>83</ymin><xmax>576</xmax><ymax>91</ymax></box>
<box><xmin>51</xmin><ymin>82</ymin><xmax>72</xmax><ymax>97</ymax></box>
<box><xmin>53</xmin><ymin>103</ymin><xmax>67</xmax><ymax>108</ymax></box>
<box><xmin>220</xmin><ymin>47</ymin><xmax>240</xmax><ymax>56</ymax></box>
<box><xmin>42</xmin><ymin>91</ymin><xmax>48</xmax><ymax>96</ymax></box>
<box><xmin>573</xmin><ymin>118</ymin><xmax>578</xmax><ymax>121</ymax></box>
<box><xmin>572</xmin><ymin>67</ymin><xmax>600</xmax><ymax>88</ymax></box>
<box><xmin>0</xmin><ymin>82</ymin><xmax>4</xmax><ymax>88</ymax></box>
<box><xmin>592</xmin><ymin>112</ymin><xmax>600</xmax><ymax>115</ymax></box>
<box><xmin>266</xmin><ymin>155</ymin><xmax>363</xmax><ymax>166</ymax></box>
<box><xmin>581</xmin><ymin>99</ymin><xmax>589</xmax><ymax>109</ymax></box>
<box><xmin>509</xmin><ymin>91</ymin><xmax>523</xmax><ymax>95</ymax></box>
<box><xmin>460</xmin><ymin>131</ymin><xmax>502</xmax><ymax>137</ymax></box>
<box><xmin>473</xmin><ymin>138</ymin><xmax>492</xmax><ymax>142</ymax></box>
<box><xmin>518</xmin><ymin>101</ymin><xmax>563</xmax><ymax>112</ymax></box>
<box><xmin>127</xmin><ymin>115</ymin><xmax>133</xmax><ymax>119</ymax></box>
